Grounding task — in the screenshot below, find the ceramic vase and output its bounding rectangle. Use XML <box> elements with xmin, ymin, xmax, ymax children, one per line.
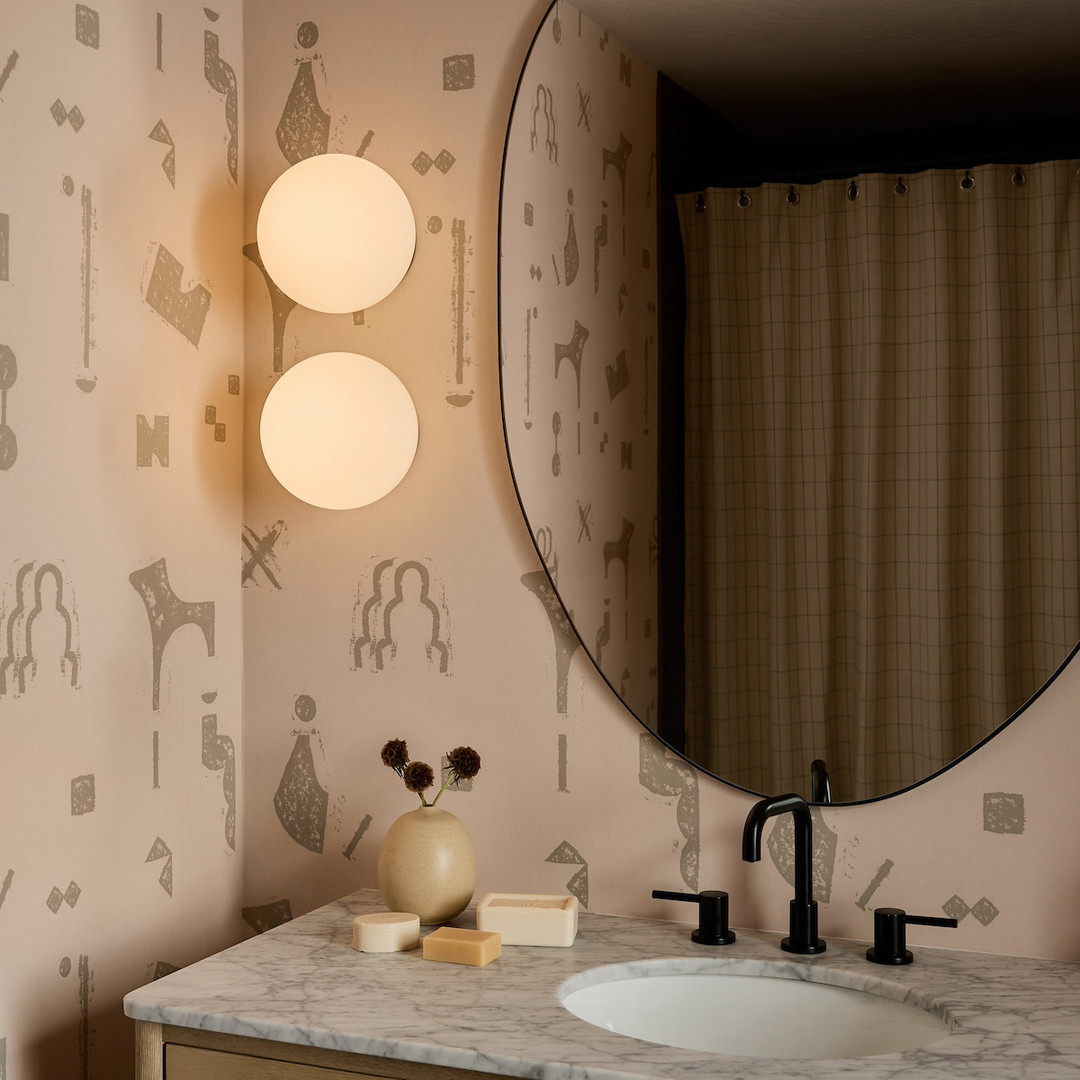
<box><xmin>377</xmin><ymin>805</ymin><xmax>477</xmax><ymax>925</ymax></box>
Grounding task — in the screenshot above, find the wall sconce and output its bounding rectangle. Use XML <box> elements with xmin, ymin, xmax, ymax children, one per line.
<box><xmin>254</xmin><ymin>154</ymin><xmax>419</xmax><ymax>508</ymax></box>
<box><xmin>260</xmin><ymin>351</ymin><xmax>418</xmax><ymax>510</ymax></box>
<box><xmin>256</xmin><ymin>153</ymin><xmax>416</xmax><ymax>313</ymax></box>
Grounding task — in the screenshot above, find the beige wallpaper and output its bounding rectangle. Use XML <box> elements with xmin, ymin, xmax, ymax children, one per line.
<box><xmin>501</xmin><ymin>2</ymin><xmax>660</xmax><ymax>728</ymax></box>
<box><xmin>0</xmin><ymin>2</ymin><xmax>245</xmax><ymax>1078</ymax></box>
<box><xmin>241</xmin><ymin>0</ymin><xmax>1080</xmax><ymax>977</ymax></box>
<box><xmin>4</xmin><ymin>1</ymin><xmax>1080</xmax><ymax>1078</ymax></box>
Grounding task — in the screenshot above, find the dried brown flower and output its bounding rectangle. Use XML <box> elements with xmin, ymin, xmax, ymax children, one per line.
<box><xmin>402</xmin><ymin>760</ymin><xmax>435</xmax><ymax>794</ymax></box>
<box><xmin>446</xmin><ymin>746</ymin><xmax>481</xmax><ymax>784</ymax></box>
<box><xmin>382</xmin><ymin>736</ymin><xmax>481</xmax><ymax>806</ymax></box>
<box><xmin>380</xmin><ymin>739</ymin><xmax>409</xmax><ymax>776</ymax></box>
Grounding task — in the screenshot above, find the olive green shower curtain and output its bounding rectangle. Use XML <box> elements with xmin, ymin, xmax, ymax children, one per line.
<box><xmin>678</xmin><ymin>160</ymin><xmax>1080</xmax><ymax>802</ymax></box>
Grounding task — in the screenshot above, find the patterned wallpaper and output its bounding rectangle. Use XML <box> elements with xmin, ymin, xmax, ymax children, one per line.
<box><xmin>1</xmin><ymin>2</ymin><xmax>244</xmax><ymax>1078</ymax></box>
<box><xmin>6</xmin><ymin>1</ymin><xmax>1080</xmax><ymax>1078</ymax></box>
<box><xmin>240</xmin><ymin>0</ymin><xmax>1080</xmax><ymax>990</ymax></box>
<box><xmin>501</xmin><ymin>3</ymin><xmax>659</xmax><ymax>728</ymax></box>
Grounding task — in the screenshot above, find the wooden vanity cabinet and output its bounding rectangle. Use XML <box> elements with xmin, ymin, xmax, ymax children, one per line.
<box><xmin>135</xmin><ymin>1022</ymin><xmax>497</xmax><ymax>1080</ymax></box>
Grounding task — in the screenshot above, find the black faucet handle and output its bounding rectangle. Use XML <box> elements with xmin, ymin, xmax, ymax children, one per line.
<box><xmin>652</xmin><ymin>889</ymin><xmax>736</xmax><ymax>946</ymax></box>
<box><xmin>867</xmin><ymin>907</ymin><xmax>958</xmax><ymax>965</ymax></box>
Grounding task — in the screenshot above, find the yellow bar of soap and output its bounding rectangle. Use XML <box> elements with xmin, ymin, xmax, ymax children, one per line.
<box><xmin>353</xmin><ymin>912</ymin><xmax>421</xmax><ymax>952</ymax></box>
<box><xmin>422</xmin><ymin>926</ymin><xmax>501</xmax><ymax>967</ymax></box>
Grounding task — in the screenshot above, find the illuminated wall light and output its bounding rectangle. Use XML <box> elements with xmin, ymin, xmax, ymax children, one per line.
<box><xmin>256</xmin><ymin>153</ymin><xmax>417</xmax><ymax>314</ymax></box>
<box><xmin>254</xmin><ymin>154</ymin><xmax>420</xmax><ymax>509</ymax></box>
<box><xmin>260</xmin><ymin>352</ymin><xmax>418</xmax><ymax>510</ymax></box>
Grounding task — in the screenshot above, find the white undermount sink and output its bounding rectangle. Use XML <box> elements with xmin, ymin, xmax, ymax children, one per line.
<box><xmin>559</xmin><ymin>959</ymin><xmax>953</xmax><ymax>1059</ymax></box>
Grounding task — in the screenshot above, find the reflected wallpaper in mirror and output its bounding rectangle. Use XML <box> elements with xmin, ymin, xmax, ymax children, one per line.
<box><xmin>501</xmin><ymin>1</ymin><xmax>660</xmax><ymax>725</ymax></box>
<box><xmin>500</xmin><ymin>1</ymin><xmax>1080</xmax><ymax>804</ymax></box>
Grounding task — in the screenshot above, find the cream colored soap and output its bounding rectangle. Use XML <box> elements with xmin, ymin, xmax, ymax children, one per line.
<box><xmin>475</xmin><ymin>893</ymin><xmax>579</xmax><ymax>946</ymax></box>
<box><xmin>352</xmin><ymin>911</ymin><xmax>421</xmax><ymax>953</ymax></box>
<box><xmin>421</xmin><ymin>926</ymin><xmax>501</xmax><ymax>967</ymax></box>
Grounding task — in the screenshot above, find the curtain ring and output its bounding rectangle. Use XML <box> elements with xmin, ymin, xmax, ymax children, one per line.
<box><xmin>786</xmin><ymin>185</ymin><xmax>800</xmax><ymax>205</ymax></box>
<box><xmin>847</xmin><ymin>180</ymin><xmax>859</xmax><ymax>200</ymax></box>
<box><xmin>894</xmin><ymin>176</ymin><xmax>908</xmax><ymax>196</ymax></box>
<box><xmin>1012</xmin><ymin>166</ymin><xmax>1026</xmax><ymax>187</ymax></box>
<box><xmin>736</xmin><ymin>189</ymin><xmax>752</xmax><ymax>209</ymax></box>
<box><xmin>694</xmin><ymin>192</ymin><xmax>707</xmax><ymax>213</ymax></box>
<box><xmin>960</xmin><ymin>170</ymin><xmax>975</xmax><ymax>191</ymax></box>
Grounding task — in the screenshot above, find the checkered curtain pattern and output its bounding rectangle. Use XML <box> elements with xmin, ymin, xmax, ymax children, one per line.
<box><xmin>678</xmin><ymin>160</ymin><xmax>1080</xmax><ymax>801</ymax></box>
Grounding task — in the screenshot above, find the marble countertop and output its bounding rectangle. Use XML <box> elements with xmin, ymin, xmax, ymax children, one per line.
<box><xmin>124</xmin><ymin>889</ymin><xmax>1080</xmax><ymax>1080</ymax></box>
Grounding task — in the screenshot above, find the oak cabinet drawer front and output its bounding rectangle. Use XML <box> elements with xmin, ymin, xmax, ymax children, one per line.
<box><xmin>166</xmin><ymin>1044</ymin><xmax>391</xmax><ymax>1080</ymax></box>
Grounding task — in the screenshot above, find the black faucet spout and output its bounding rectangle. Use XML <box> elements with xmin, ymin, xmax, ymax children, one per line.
<box><xmin>742</xmin><ymin>793</ymin><xmax>826</xmax><ymax>955</ymax></box>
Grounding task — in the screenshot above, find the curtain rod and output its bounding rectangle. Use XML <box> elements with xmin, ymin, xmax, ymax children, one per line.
<box><xmin>706</xmin><ymin>154</ymin><xmax>1076</xmax><ymax>192</ymax></box>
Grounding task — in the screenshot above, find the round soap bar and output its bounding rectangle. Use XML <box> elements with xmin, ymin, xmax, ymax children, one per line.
<box><xmin>352</xmin><ymin>911</ymin><xmax>421</xmax><ymax>953</ymax></box>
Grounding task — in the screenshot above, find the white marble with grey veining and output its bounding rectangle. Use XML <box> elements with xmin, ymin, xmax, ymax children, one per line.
<box><xmin>123</xmin><ymin>890</ymin><xmax>1080</xmax><ymax>1079</ymax></box>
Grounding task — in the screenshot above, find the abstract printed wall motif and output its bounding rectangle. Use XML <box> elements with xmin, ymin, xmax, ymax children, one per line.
<box><xmin>412</xmin><ymin>147</ymin><xmax>456</xmax><ymax>176</ymax></box>
<box><xmin>242</xmin><ymin>897</ymin><xmax>293</xmax><ymax>933</ymax></box>
<box><xmin>943</xmin><ymin>894</ymin><xmax>1001</xmax><ymax>926</ymax></box>
<box><xmin>0</xmin><ymin>561</ymin><xmax>80</xmax><ymax>695</ymax></box>
<box><xmin>546</xmin><ymin>840</ymin><xmax>588</xmax><ymax>907</ymax></box>
<box><xmin>442</xmin><ymin>53</ymin><xmax>475</xmax><ymax>92</ymax></box>
<box><xmin>984</xmin><ymin>792</ymin><xmax>1025</xmax><ymax>834</ymax></box>
<box><xmin>521</xmin><ymin>568</ymin><xmax>580</xmax><ymax>713</ymax></box>
<box><xmin>52</xmin><ymin>952</ymin><xmax>93</xmax><ymax>1080</ymax></box>
<box><xmin>242</xmin><ymin>520</ymin><xmax>286</xmax><ymax>589</ymax></box>
<box><xmin>203</xmin><ymin>402</ymin><xmax>226</xmax><ymax>443</ymax></box>
<box><xmin>0</xmin><ymin>344</ymin><xmax>17</xmax><ymax>469</ymax></box>
<box><xmin>148</xmin><ymin>119</ymin><xmax>176</xmax><ymax>187</ymax></box>
<box><xmin>146</xmin><ymin>836</ymin><xmax>173</xmax><ymax>897</ymax></box>
<box><xmin>45</xmin><ymin>880</ymin><xmax>82</xmax><ymax>914</ymax></box>
<box><xmin>638</xmin><ymin>733</ymin><xmax>699</xmax><ymax>893</ymax></box>
<box><xmin>343</xmin><ymin>813</ymin><xmax>373</xmax><ymax>860</ymax></box>
<box><xmin>855</xmin><ymin>860</ymin><xmax>895</xmax><ymax>911</ymax></box>
<box><xmin>70</xmin><ymin>773</ymin><xmax>95</xmax><ymax>815</ymax></box>
<box><xmin>130</xmin><ymin>559</ymin><xmax>216</xmax><ymax>710</ymax></box>
<box><xmin>204</xmin><ymin>8</ymin><xmax>239</xmax><ymax>182</ymax></box>
<box><xmin>50</xmin><ymin>98</ymin><xmax>85</xmax><ymax>132</ymax></box>
<box><xmin>243</xmin><ymin>242</ymin><xmax>299</xmax><ymax>374</ymax></box>
<box><xmin>275</xmin><ymin>734</ymin><xmax>329</xmax><ymax>852</ymax></box>
<box><xmin>74</xmin><ymin>5</ymin><xmax>100</xmax><ymax>50</ymax></box>
<box><xmin>446</xmin><ymin>216</ymin><xmax>476</xmax><ymax>406</ymax></box>
<box><xmin>0</xmin><ymin>212</ymin><xmax>9</xmax><ymax>281</ymax></box>
<box><xmin>274</xmin><ymin>696</ymin><xmax>329</xmax><ymax>854</ymax></box>
<box><xmin>203</xmin><ymin>708</ymin><xmax>237</xmax><ymax>850</ymax></box>
<box><xmin>144</xmin><ymin>244</ymin><xmax>212</xmax><ymax>347</ymax></box>
<box><xmin>0</xmin><ymin>51</ymin><xmax>18</xmax><ymax>100</ymax></box>
<box><xmin>68</xmin><ymin>179</ymin><xmax>98</xmax><ymax>392</ymax></box>
<box><xmin>276</xmin><ymin>21</ymin><xmax>331</xmax><ymax>164</ymax></box>
<box><xmin>351</xmin><ymin>558</ymin><xmax>452</xmax><ymax>675</ymax></box>
<box><xmin>136</xmin><ymin>414</ymin><xmax>169</xmax><ymax>467</ymax></box>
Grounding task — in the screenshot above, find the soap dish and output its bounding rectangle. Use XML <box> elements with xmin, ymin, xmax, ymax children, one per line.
<box><xmin>476</xmin><ymin>893</ymin><xmax>579</xmax><ymax>946</ymax></box>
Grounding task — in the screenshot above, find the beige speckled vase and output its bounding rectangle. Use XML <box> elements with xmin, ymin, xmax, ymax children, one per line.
<box><xmin>377</xmin><ymin>806</ymin><xmax>477</xmax><ymax>925</ymax></box>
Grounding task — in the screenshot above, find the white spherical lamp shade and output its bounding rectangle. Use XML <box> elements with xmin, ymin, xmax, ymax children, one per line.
<box><xmin>260</xmin><ymin>352</ymin><xmax>419</xmax><ymax>510</ymax></box>
<box><xmin>256</xmin><ymin>154</ymin><xmax>416</xmax><ymax>314</ymax></box>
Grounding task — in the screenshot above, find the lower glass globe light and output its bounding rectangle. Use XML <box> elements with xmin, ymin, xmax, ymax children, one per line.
<box><xmin>260</xmin><ymin>352</ymin><xmax>419</xmax><ymax>510</ymax></box>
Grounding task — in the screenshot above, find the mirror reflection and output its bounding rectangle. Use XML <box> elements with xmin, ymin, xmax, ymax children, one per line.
<box><xmin>500</xmin><ymin>0</ymin><xmax>1080</xmax><ymax>803</ymax></box>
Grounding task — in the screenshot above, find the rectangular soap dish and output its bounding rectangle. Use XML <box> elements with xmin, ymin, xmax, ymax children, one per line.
<box><xmin>476</xmin><ymin>893</ymin><xmax>579</xmax><ymax>947</ymax></box>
